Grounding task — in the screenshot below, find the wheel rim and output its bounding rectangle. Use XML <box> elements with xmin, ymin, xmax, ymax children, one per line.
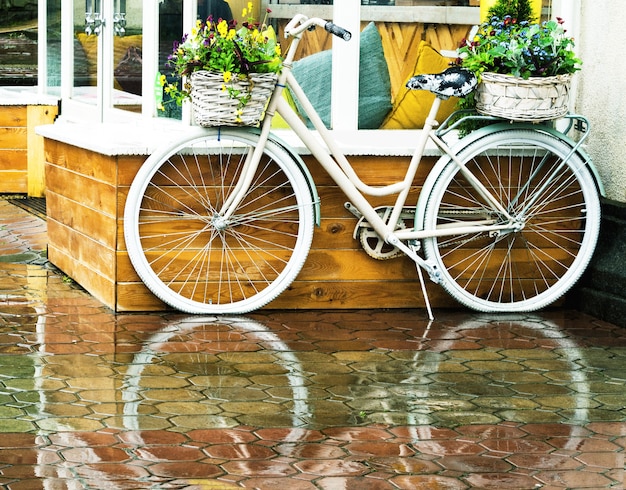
<box><xmin>126</xmin><ymin>132</ymin><xmax>314</xmax><ymax>313</ymax></box>
<box><xmin>424</xmin><ymin>131</ymin><xmax>600</xmax><ymax>311</ymax></box>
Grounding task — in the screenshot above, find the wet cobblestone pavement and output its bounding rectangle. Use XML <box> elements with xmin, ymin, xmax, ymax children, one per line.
<box><xmin>0</xmin><ymin>200</ymin><xmax>625</xmax><ymax>489</ymax></box>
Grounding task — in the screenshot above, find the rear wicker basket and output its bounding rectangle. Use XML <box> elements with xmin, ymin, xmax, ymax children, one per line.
<box><xmin>475</xmin><ymin>72</ymin><xmax>571</xmax><ymax>122</ymax></box>
<box><xmin>190</xmin><ymin>71</ymin><xmax>278</xmax><ymax>127</ymax></box>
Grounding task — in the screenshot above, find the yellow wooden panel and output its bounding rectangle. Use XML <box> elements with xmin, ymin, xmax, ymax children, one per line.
<box><xmin>0</xmin><ymin>127</ymin><xmax>27</xmax><ymax>149</ymax></box>
<box><xmin>0</xmin><ymin>149</ymin><xmax>27</xmax><ymax>170</ymax></box>
<box><xmin>27</xmin><ymin>105</ymin><xmax>58</xmax><ymax>197</ymax></box>
<box><xmin>0</xmin><ymin>106</ymin><xmax>26</xmax><ymax>127</ymax></box>
<box><xmin>0</xmin><ymin>170</ymin><xmax>27</xmax><ymax>193</ymax></box>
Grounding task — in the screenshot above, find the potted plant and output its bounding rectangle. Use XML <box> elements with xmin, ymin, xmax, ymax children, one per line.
<box><xmin>458</xmin><ymin>14</ymin><xmax>582</xmax><ymax>121</ymax></box>
<box><xmin>161</xmin><ymin>3</ymin><xmax>282</xmax><ymax>126</ymax></box>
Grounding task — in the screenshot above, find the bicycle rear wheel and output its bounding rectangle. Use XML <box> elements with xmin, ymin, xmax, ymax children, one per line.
<box><xmin>124</xmin><ymin>128</ymin><xmax>316</xmax><ymax>314</ymax></box>
<box><xmin>422</xmin><ymin>128</ymin><xmax>600</xmax><ymax>312</ymax></box>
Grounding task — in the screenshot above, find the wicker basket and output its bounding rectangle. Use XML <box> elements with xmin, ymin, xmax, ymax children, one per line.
<box><xmin>190</xmin><ymin>71</ymin><xmax>278</xmax><ymax>127</ymax></box>
<box><xmin>475</xmin><ymin>72</ymin><xmax>572</xmax><ymax>122</ymax></box>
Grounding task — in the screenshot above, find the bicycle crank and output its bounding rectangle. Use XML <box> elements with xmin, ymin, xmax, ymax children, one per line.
<box><xmin>348</xmin><ymin>205</ymin><xmax>416</xmax><ymax>260</ymax></box>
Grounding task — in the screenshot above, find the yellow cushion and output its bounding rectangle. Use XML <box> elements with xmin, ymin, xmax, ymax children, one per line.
<box><xmin>271</xmin><ymin>87</ymin><xmax>300</xmax><ymax>129</ymax></box>
<box><xmin>76</xmin><ymin>33</ymin><xmax>143</xmax><ymax>88</ymax></box>
<box><xmin>381</xmin><ymin>41</ymin><xmax>459</xmax><ymax>129</ymax></box>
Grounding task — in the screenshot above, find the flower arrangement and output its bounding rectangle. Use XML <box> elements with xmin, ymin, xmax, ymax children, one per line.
<box><xmin>160</xmin><ymin>3</ymin><xmax>282</xmax><ymax>114</ymax></box>
<box><xmin>458</xmin><ymin>15</ymin><xmax>581</xmax><ymax>79</ymax></box>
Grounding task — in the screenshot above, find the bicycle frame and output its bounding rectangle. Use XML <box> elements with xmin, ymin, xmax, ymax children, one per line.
<box><xmin>122</xmin><ymin>14</ymin><xmax>603</xmax><ymax>318</ymax></box>
<box><xmin>220</xmin><ymin>16</ymin><xmax>527</xmax><ymax>283</ymax></box>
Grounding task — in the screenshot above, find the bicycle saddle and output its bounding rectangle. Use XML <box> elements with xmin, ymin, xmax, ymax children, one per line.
<box><xmin>406</xmin><ymin>67</ymin><xmax>477</xmax><ymax>98</ymax></box>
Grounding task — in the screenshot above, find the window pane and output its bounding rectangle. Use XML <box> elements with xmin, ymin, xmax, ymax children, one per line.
<box><xmin>113</xmin><ymin>0</ymin><xmax>143</xmax><ymax>113</ymax></box>
<box><xmin>0</xmin><ymin>1</ymin><xmax>38</xmax><ymax>86</ymax></box>
<box><xmin>158</xmin><ymin>0</ymin><xmax>183</xmax><ymax>119</ymax></box>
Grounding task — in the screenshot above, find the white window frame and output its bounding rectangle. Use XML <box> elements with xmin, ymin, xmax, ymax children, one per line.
<box><xmin>264</xmin><ymin>1</ymin><xmax>575</xmax><ymax>154</ymax></box>
<box><xmin>38</xmin><ymin>1</ymin><xmax>575</xmax><ymax>129</ymax></box>
<box><xmin>48</xmin><ymin>0</ymin><xmax>162</xmax><ymax>124</ymax></box>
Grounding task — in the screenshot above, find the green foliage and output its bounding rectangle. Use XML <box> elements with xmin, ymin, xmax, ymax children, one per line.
<box><xmin>458</xmin><ymin>16</ymin><xmax>582</xmax><ymax>79</ymax></box>
<box><xmin>487</xmin><ymin>0</ymin><xmax>535</xmax><ymax>23</ymax></box>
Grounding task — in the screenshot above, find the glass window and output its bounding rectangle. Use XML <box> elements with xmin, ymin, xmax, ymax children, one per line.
<box><xmin>112</xmin><ymin>0</ymin><xmax>143</xmax><ymax>113</ymax></box>
<box><xmin>0</xmin><ymin>1</ymin><xmax>39</xmax><ymax>86</ymax></box>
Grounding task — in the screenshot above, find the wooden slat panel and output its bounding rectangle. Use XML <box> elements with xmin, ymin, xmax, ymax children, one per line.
<box><xmin>27</xmin><ymin>105</ymin><xmax>58</xmax><ymax>197</ymax></box>
<box><xmin>45</xmin><ymin>139</ymin><xmax>118</xmax><ymax>185</ymax></box>
<box><xmin>46</xmin><ymin>163</ymin><xmax>117</xmax><ymax>217</ymax></box>
<box><xmin>47</xmin><ymin>218</ymin><xmax>117</xmax><ymax>280</ymax></box>
<box><xmin>116</xmin><ymin>281</ymin><xmax>168</xmax><ymax>311</ymax></box>
<box><xmin>117</xmin><ymin>155</ymin><xmax>147</xmax><ymax>186</ymax></box>
<box><xmin>267</xmin><ymin>279</ymin><xmax>446</xmax><ymax>310</ymax></box>
<box><xmin>46</xmin><ymin>191</ymin><xmax>117</xmax><ymax>248</ymax></box>
<box><xmin>0</xmin><ymin>127</ymin><xmax>27</xmax><ymax>149</ymax></box>
<box><xmin>0</xmin><ymin>149</ymin><xmax>27</xmax><ymax>170</ymax></box>
<box><xmin>379</xmin><ymin>22</ymin><xmax>424</xmax><ymax>98</ymax></box>
<box><xmin>0</xmin><ymin>171</ymin><xmax>27</xmax><ymax>193</ymax></box>
<box><xmin>48</xmin><ymin>242</ymin><xmax>116</xmax><ymax>309</ymax></box>
<box><xmin>0</xmin><ymin>106</ymin><xmax>26</xmax><ymax>126</ymax></box>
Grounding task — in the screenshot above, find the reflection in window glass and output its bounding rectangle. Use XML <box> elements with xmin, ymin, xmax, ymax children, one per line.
<box><xmin>112</xmin><ymin>0</ymin><xmax>143</xmax><ymax>112</ymax></box>
<box><xmin>0</xmin><ymin>0</ymin><xmax>38</xmax><ymax>86</ymax></box>
<box><xmin>158</xmin><ymin>0</ymin><xmax>183</xmax><ymax>119</ymax></box>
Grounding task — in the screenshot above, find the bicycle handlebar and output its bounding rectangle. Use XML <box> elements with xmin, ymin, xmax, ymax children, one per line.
<box><xmin>284</xmin><ymin>15</ymin><xmax>352</xmax><ymax>41</ymax></box>
<box><xmin>324</xmin><ymin>21</ymin><xmax>352</xmax><ymax>41</ymax></box>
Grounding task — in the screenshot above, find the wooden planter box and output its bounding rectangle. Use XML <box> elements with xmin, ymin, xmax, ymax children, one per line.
<box><xmin>0</xmin><ymin>98</ymin><xmax>58</xmax><ymax>196</ymax></box>
<box><xmin>39</xmin><ymin>124</ymin><xmax>449</xmax><ymax>312</ymax></box>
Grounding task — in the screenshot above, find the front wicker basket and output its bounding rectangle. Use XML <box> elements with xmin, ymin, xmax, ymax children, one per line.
<box><xmin>475</xmin><ymin>72</ymin><xmax>572</xmax><ymax>122</ymax></box>
<box><xmin>190</xmin><ymin>71</ymin><xmax>278</xmax><ymax>127</ymax></box>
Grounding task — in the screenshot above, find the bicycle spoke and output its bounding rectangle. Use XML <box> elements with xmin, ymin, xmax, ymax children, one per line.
<box><xmin>124</xmin><ymin>129</ymin><xmax>315</xmax><ymax>313</ymax></box>
<box><xmin>423</xmin><ymin>129</ymin><xmax>600</xmax><ymax>312</ymax></box>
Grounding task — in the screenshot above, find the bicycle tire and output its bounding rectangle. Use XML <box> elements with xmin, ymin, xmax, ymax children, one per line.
<box><xmin>124</xmin><ymin>128</ymin><xmax>316</xmax><ymax>314</ymax></box>
<box><xmin>422</xmin><ymin>128</ymin><xmax>600</xmax><ymax>312</ymax></box>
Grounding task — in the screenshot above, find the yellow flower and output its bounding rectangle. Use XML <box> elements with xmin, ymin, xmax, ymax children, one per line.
<box><xmin>242</xmin><ymin>7</ymin><xmax>247</xmax><ymax>17</ymax></box>
<box><xmin>217</xmin><ymin>20</ymin><xmax>228</xmax><ymax>37</ymax></box>
<box><xmin>157</xmin><ymin>103</ymin><xmax>165</xmax><ymax>111</ymax></box>
<box><xmin>228</xmin><ymin>29</ymin><xmax>236</xmax><ymax>40</ymax></box>
<box><xmin>159</xmin><ymin>74</ymin><xmax>166</xmax><ymax>86</ymax></box>
<box><xmin>191</xmin><ymin>20</ymin><xmax>201</xmax><ymax>37</ymax></box>
<box><xmin>223</xmin><ymin>71</ymin><xmax>232</xmax><ymax>83</ymax></box>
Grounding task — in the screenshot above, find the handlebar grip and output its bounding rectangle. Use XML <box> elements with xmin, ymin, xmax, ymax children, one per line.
<box><xmin>324</xmin><ymin>22</ymin><xmax>352</xmax><ymax>41</ymax></box>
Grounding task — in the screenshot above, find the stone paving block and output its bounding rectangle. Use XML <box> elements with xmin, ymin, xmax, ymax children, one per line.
<box><xmin>0</xmin><ymin>199</ymin><xmax>626</xmax><ymax>488</ymax></box>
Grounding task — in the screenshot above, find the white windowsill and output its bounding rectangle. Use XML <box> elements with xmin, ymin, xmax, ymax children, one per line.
<box><xmin>36</xmin><ymin>118</ymin><xmax>450</xmax><ymax>158</ymax></box>
<box><xmin>0</xmin><ymin>86</ymin><xmax>59</xmax><ymax>106</ymax></box>
<box><xmin>267</xmin><ymin>5</ymin><xmax>480</xmax><ymax>25</ymax></box>
<box><xmin>271</xmin><ymin>128</ymin><xmax>450</xmax><ymax>157</ymax></box>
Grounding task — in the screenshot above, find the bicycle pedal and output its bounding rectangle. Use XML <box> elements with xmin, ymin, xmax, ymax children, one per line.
<box><xmin>344</xmin><ymin>202</ymin><xmax>363</xmax><ymax>219</ymax></box>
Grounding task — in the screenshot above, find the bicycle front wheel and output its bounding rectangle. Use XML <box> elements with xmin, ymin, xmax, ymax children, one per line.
<box><xmin>124</xmin><ymin>128</ymin><xmax>316</xmax><ymax>314</ymax></box>
<box><xmin>422</xmin><ymin>128</ymin><xmax>600</xmax><ymax>312</ymax></box>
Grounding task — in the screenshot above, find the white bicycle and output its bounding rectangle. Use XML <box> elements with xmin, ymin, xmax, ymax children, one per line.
<box><xmin>124</xmin><ymin>14</ymin><xmax>602</xmax><ymax>317</ymax></box>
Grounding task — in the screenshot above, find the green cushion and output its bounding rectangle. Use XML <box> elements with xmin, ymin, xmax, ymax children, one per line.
<box><xmin>290</xmin><ymin>22</ymin><xmax>391</xmax><ymax>129</ymax></box>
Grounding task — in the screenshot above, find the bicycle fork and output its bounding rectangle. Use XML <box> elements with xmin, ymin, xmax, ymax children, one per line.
<box><xmin>217</xmin><ymin>126</ymin><xmax>273</xmax><ymax>222</ymax></box>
